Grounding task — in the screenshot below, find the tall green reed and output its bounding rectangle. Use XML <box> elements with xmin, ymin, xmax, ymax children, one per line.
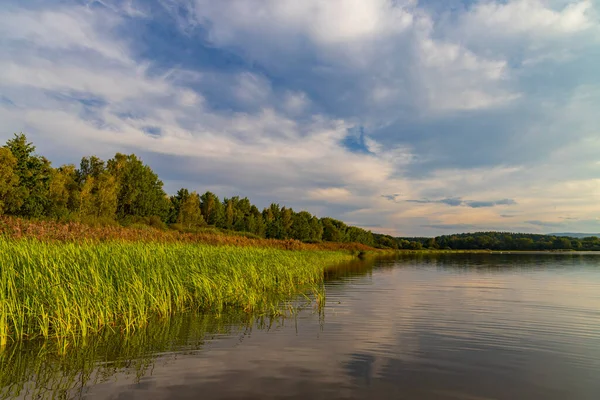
<box><xmin>0</xmin><ymin>238</ymin><xmax>353</xmax><ymax>345</ymax></box>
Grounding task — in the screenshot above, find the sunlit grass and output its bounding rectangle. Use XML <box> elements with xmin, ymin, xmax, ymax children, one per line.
<box><xmin>0</xmin><ymin>238</ymin><xmax>353</xmax><ymax>345</ymax></box>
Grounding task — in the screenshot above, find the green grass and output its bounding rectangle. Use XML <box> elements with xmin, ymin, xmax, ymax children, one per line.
<box><xmin>0</xmin><ymin>238</ymin><xmax>353</xmax><ymax>345</ymax></box>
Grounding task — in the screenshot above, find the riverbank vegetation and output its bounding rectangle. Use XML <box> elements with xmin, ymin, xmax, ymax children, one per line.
<box><xmin>0</xmin><ymin>238</ymin><xmax>354</xmax><ymax>345</ymax></box>
<box><xmin>0</xmin><ymin>133</ymin><xmax>378</xmax><ymax>247</ymax></box>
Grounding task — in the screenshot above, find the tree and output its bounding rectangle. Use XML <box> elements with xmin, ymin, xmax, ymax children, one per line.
<box><xmin>322</xmin><ymin>218</ymin><xmax>342</xmax><ymax>242</ymax></box>
<box><xmin>553</xmin><ymin>237</ymin><xmax>572</xmax><ymax>250</ymax></box>
<box><xmin>168</xmin><ymin>188</ymin><xmax>190</xmax><ymax>224</ymax></box>
<box><xmin>47</xmin><ymin>164</ymin><xmax>79</xmax><ymax>218</ymax></box>
<box><xmin>78</xmin><ymin>171</ymin><xmax>118</xmax><ymax>219</ymax></box>
<box><xmin>0</xmin><ymin>147</ymin><xmax>22</xmax><ymax>215</ymax></box>
<box><xmin>425</xmin><ymin>238</ymin><xmax>439</xmax><ymax>249</ymax></box>
<box><xmin>309</xmin><ymin>216</ymin><xmax>323</xmax><ymax>242</ymax></box>
<box><xmin>291</xmin><ymin>211</ymin><xmax>312</xmax><ymax>241</ymax></box>
<box><xmin>3</xmin><ymin>133</ymin><xmax>52</xmax><ymax>217</ymax></box>
<box><xmin>95</xmin><ymin>172</ymin><xmax>118</xmax><ymax>218</ymax></box>
<box><xmin>223</xmin><ymin>197</ymin><xmax>235</xmax><ymax>230</ymax></box>
<box><xmin>249</xmin><ymin>205</ymin><xmax>266</xmax><ymax>237</ymax></box>
<box><xmin>281</xmin><ymin>207</ymin><xmax>293</xmax><ymax>239</ymax></box>
<box><xmin>264</xmin><ymin>203</ymin><xmax>285</xmax><ymax>239</ymax></box>
<box><xmin>77</xmin><ymin>156</ymin><xmax>105</xmax><ymax>183</ymax></box>
<box><xmin>107</xmin><ymin>153</ymin><xmax>169</xmax><ymax>220</ymax></box>
<box><xmin>200</xmin><ymin>191</ymin><xmax>224</xmax><ymax>226</ymax></box>
<box><xmin>177</xmin><ymin>191</ymin><xmax>204</xmax><ymax>229</ymax></box>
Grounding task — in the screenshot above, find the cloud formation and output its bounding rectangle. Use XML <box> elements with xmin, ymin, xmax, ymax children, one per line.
<box><xmin>1</xmin><ymin>0</ymin><xmax>599</xmax><ymax>236</ymax></box>
<box><xmin>405</xmin><ymin>198</ymin><xmax>516</xmax><ymax>208</ymax></box>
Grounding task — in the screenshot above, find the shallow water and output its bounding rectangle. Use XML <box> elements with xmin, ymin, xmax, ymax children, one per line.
<box><xmin>3</xmin><ymin>253</ymin><xmax>600</xmax><ymax>399</ymax></box>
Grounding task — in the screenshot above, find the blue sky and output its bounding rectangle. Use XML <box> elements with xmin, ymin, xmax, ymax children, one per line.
<box><xmin>1</xmin><ymin>0</ymin><xmax>599</xmax><ymax>236</ymax></box>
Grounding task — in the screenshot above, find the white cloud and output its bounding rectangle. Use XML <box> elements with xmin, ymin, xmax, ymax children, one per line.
<box><xmin>462</xmin><ymin>0</ymin><xmax>595</xmax><ymax>37</ymax></box>
<box><xmin>0</xmin><ymin>8</ymin><xmax>130</xmax><ymax>63</ymax></box>
<box><xmin>1</xmin><ymin>1</ymin><xmax>600</xmax><ymax>236</ymax></box>
<box><xmin>193</xmin><ymin>0</ymin><xmax>415</xmax><ymax>46</ymax></box>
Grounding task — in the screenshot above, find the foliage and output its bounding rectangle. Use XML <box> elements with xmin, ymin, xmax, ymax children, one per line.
<box><xmin>0</xmin><ymin>148</ymin><xmax>21</xmax><ymax>215</ymax></box>
<box><xmin>3</xmin><ymin>134</ymin><xmax>52</xmax><ymax>217</ymax></box>
<box><xmin>0</xmin><ymin>134</ymin><xmax>380</xmax><ymax>247</ymax></box>
<box><xmin>395</xmin><ymin>232</ymin><xmax>600</xmax><ymax>251</ymax></box>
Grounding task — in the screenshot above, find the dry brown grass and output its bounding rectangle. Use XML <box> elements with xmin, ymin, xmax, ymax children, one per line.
<box><xmin>0</xmin><ymin>216</ymin><xmax>376</xmax><ymax>252</ymax></box>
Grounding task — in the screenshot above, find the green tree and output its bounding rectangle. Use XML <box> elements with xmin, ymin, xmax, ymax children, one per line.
<box><xmin>47</xmin><ymin>164</ymin><xmax>79</xmax><ymax>218</ymax></box>
<box><xmin>249</xmin><ymin>205</ymin><xmax>266</xmax><ymax>237</ymax></box>
<box><xmin>107</xmin><ymin>153</ymin><xmax>169</xmax><ymax>220</ymax></box>
<box><xmin>168</xmin><ymin>188</ymin><xmax>190</xmax><ymax>224</ymax></box>
<box><xmin>177</xmin><ymin>191</ymin><xmax>205</xmax><ymax>229</ymax></box>
<box><xmin>78</xmin><ymin>171</ymin><xmax>118</xmax><ymax>219</ymax></box>
<box><xmin>281</xmin><ymin>207</ymin><xmax>293</xmax><ymax>239</ymax></box>
<box><xmin>309</xmin><ymin>216</ymin><xmax>323</xmax><ymax>242</ymax></box>
<box><xmin>0</xmin><ymin>147</ymin><xmax>22</xmax><ymax>215</ymax></box>
<box><xmin>291</xmin><ymin>211</ymin><xmax>312</xmax><ymax>241</ymax></box>
<box><xmin>223</xmin><ymin>197</ymin><xmax>235</xmax><ymax>230</ymax></box>
<box><xmin>200</xmin><ymin>191</ymin><xmax>224</xmax><ymax>226</ymax></box>
<box><xmin>264</xmin><ymin>203</ymin><xmax>285</xmax><ymax>239</ymax></box>
<box><xmin>322</xmin><ymin>218</ymin><xmax>342</xmax><ymax>242</ymax></box>
<box><xmin>3</xmin><ymin>133</ymin><xmax>52</xmax><ymax>217</ymax></box>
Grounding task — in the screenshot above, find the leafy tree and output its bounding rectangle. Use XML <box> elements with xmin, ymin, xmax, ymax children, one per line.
<box><xmin>309</xmin><ymin>216</ymin><xmax>323</xmax><ymax>242</ymax></box>
<box><xmin>248</xmin><ymin>205</ymin><xmax>266</xmax><ymax>237</ymax></box>
<box><xmin>177</xmin><ymin>191</ymin><xmax>205</xmax><ymax>229</ymax></box>
<box><xmin>47</xmin><ymin>164</ymin><xmax>79</xmax><ymax>218</ymax></box>
<box><xmin>77</xmin><ymin>156</ymin><xmax>105</xmax><ymax>183</ymax></box>
<box><xmin>281</xmin><ymin>207</ymin><xmax>293</xmax><ymax>239</ymax></box>
<box><xmin>78</xmin><ymin>171</ymin><xmax>118</xmax><ymax>219</ymax></box>
<box><xmin>322</xmin><ymin>218</ymin><xmax>343</xmax><ymax>242</ymax></box>
<box><xmin>425</xmin><ymin>238</ymin><xmax>439</xmax><ymax>249</ymax></box>
<box><xmin>223</xmin><ymin>197</ymin><xmax>235</xmax><ymax>230</ymax></box>
<box><xmin>0</xmin><ymin>147</ymin><xmax>22</xmax><ymax>215</ymax></box>
<box><xmin>291</xmin><ymin>211</ymin><xmax>312</xmax><ymax>241</ymax></box>
<box><xmin>200</xmin><ymin>191</ymin><xmax>224</xmax><ymax>226</ymax></box>
<box><xmin>168</xmin><ymin>188</ymin><xmax>190</xmax><ymax>224</ymax></box>
<box><xmin>264</xmin><ymin>203</ymin><xmax>285</xmax><ymax>239</ymax></box>
<box><xmin>107</xmin><ymin>153</ymin><xmax>169</xmax><ymax>220</ymax></box>
<box><xmin>346</xmin><ymin>226</ymin><xmax>374</xmax><ymax>246</ymax></box>
<box><xmin>3</xmin><ymin>134</ymin><xmax>52</xmax><ymax>217</ymax></box>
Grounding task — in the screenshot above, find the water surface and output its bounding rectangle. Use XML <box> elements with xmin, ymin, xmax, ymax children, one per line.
<box><xmin>4</xmin><ymin>253</ymin><xmax>600</xmax><ymax>399</ymax></box>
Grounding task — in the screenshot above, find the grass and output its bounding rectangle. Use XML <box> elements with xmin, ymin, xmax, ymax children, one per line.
<box><xmin>0</xmin><ymin>238</ymin><xmax>354</xmax><ymax>346</ymax></box>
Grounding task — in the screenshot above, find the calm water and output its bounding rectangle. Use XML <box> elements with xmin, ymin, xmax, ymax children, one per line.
<box><xmin>3</xmin><ymin>254</ymin><xmax>600</xmax><ymax>399</ymax></box>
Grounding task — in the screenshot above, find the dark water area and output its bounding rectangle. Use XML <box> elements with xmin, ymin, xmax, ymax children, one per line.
<box><xmin>3</xmin><ymin>253</ymin><xmax>600</xmax><ymax>399</ymax></box>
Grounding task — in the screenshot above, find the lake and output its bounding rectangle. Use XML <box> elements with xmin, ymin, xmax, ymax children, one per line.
<box><xmin>3</xmin><ymin>253</ymin><xmax>600</xmax><ymax>399</ymax></box>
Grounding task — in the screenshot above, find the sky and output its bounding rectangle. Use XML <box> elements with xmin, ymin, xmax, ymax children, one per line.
<box><xmin>1</xmin><ymin>0</ymin><xmax>599</xmax><ymax>237</ymax></box>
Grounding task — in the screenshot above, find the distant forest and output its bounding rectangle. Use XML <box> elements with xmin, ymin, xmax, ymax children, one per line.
<box><xmin>382</xmin><ymin>232</ymin><xmax>600</xmax><ymax>251</ymax></box>
<box><xmin>1</xmin><ymin>133</ymin><xmax>598</xmax><ymax>251</ymax></box>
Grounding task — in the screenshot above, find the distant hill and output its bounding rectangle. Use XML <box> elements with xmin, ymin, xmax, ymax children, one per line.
<box><xmin>549</xmin><ymin>233</ymin><xmax>600</xmax><ymax>239</ymax></box>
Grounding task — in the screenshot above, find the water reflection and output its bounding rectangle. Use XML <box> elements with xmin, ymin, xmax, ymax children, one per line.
<box><xmin>3</xmin><ymin>253</ymin><xmax>600</xmax><ymax>399</ymax></box>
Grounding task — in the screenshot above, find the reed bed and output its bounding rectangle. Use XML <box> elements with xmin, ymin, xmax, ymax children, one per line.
<box><xmin>0</xmin><ymin>238</ymin><xmax>353</xmax><ymax>345</ymax></box>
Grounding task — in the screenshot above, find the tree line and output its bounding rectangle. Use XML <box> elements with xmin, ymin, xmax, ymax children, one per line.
<box><xmin>374</xmin><ymin>231</ymin><xmax>600</xmax><ymax>251</ymax></box>
<box><xmin>0</xmin><ymin>134</ymin><xmax>378</xmax><ymax>246</ymax></box>
<box><xmin>3</xmin><ymin>134</ymin><xmax>595</xmax><ymax>251</ymax></box>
